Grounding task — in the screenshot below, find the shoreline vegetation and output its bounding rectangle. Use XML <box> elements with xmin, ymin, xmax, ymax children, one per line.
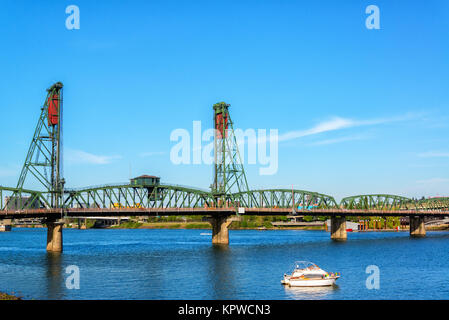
<box><xmin>0</xmin><ymin>292</ymin><xmax>21</xmax><ymax>300</ymax></box>
<box><xmin>109</xmin><ymin>221</ymin><xmax>328</xmax><ymax>231</ymax></box>
<box><xmin>15</xmin><ymin>215</ymin><xmax>449</xmax><ymax>231</ymax></box>
<box><xmin>98</xmin><ymin>222</ymin><xmax>449</xmax><ymax>231</ymax></box>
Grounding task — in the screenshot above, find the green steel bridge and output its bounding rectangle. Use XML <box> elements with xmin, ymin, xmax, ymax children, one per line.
<box><xmin>0</xmin><ymin>83</ymin><xmax>448</xmax><ymax>250</ymax></box>
<box><xmin>2</xmin><ymin>185</ymin><xmax>449</xmax><ymax>212</ymax></box>
<box><xmin>1</xmin><ymin>185</ymin><xmax>448</xmax><ymax>218</ymax></box>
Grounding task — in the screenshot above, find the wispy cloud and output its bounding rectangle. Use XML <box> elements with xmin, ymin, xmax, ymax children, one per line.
<box><xmin>278</xmin><ymin>112</ymin><xmax>421</xmax><ymax>143</ymax></box>
<box><xmin>308</xmin><ymin>134</ymin><xmax>368</xmax><ymax>146</ymax></box>
<box><xmin>416</xmin><ymin>177</ymin><xmax>449</xmax><ymax>184</ymax></box>
<box><xmin>418</xmin><ymin>151</ymin><xmax>449</xmax><ymax>158</ymax></box>
<box><xmin>65</xmin><ymin>149</ymin><xmax>122</xmax><ymax>165</ymax></box>
<box><xmin>278</xmin><ymin>117</ymin><xmax>353</xmax><ymax>142</ymax></box>
<box><xmin>139</xmin><ymin>151</ymin><xmax>166</xmax><ymax>158</ymax></box>
<box><xmin>233</xmin><ymin>112</ymin><xmax>422</xmax><ymax>147</ymax></box>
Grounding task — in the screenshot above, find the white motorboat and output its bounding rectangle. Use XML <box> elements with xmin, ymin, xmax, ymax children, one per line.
<box><xmin>281</xmin><ymin>261</ymin><xmax>340</xmax><ymax>287</ymax></box>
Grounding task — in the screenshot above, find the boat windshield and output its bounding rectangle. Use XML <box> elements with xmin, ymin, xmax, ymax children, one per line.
<box><xmin>293</xmin><ymin>261</ymin><xmax>320</xmax><ymax>271</ymax></box>
<box><xmin>303</xmin><ymin>273</ymin><xmax>325</xmax><ymax>279</ymax></box>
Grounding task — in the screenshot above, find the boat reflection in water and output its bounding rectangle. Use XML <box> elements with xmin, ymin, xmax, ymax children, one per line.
<box><xmin>283</xmin><ymin>285</ymin><xmax>339</xmax><ymax>300</ymax></box>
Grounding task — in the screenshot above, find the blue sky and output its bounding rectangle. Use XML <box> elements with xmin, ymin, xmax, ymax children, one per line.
<box><xmin>0</xmin><ymin>0</ymin><xmax>448</xmax><ymax>201</ymax></box>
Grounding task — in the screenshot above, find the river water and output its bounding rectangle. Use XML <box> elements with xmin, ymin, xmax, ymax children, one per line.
<box><xmin>0</xmin><ymin>228</ymin><xmax>448</xmax><ymax>300</ymax></box>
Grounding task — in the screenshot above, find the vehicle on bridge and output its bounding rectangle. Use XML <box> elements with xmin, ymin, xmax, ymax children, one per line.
<box><xmin>297</xmin><ymin>203</ymin><xmax>318</xmax><ymax>210</ymax></box>
<box><xmin>281</xmin><ymin>261</ymin><xmax>340</xmax><ymax>287</ymax></box>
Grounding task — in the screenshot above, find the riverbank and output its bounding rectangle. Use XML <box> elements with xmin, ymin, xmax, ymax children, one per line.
<box><xmin>110</xmin><ymin>221</ymin><xmax>212</xmax><ymax>229</ymax></box>
<box><xmin>11</xmin><ymin>222</ymin><xmax>449</xmax><ymax>231</ymax></box>
<box><xmin>105</xmin><ymin>221</ymin><xmax>329</xmax><ymax>230</ymax></box>
<box><xmin>0</xmin><ymin>292</ymin><xmax>21</xmax><ymax>300</ymax></box>
<box><xmin>105</xmin><ymin>222</ymin><xmax>449</xmax><ymax>231</ymax></box>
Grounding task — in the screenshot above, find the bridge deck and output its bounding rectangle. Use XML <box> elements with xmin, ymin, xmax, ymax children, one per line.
<box><xmin>1</xmin><ymin>208</ymin><xmax>449</xmax><ymax>219</ymax></box>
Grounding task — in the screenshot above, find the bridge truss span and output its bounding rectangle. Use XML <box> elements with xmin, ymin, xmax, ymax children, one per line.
<box><xmin>0</xmin><ymin>186</ymin><xmax>51</xmax><ymax>210</ymax></box>
<box><xmin>231</xmin><ymin>189</ymin><xmax>339</xmax><ymax>210</ymax></box>
<box><xmin>63</xmin><ymin>184</ymin><xmax>216</xmax><ymax>209</ymax></box>
<box><xmin>413</xmin><ymin>197</ymin><xmax>449</xmax><ymax>211</ymax></box>
<box><xmin>340</xmin><ymin>194</ymin><xmax>412</xmax><ymax>210</ymax></box>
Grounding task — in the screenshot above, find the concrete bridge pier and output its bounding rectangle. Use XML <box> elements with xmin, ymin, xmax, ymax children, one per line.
<box><xmin>409</xmin><ymin>216</ymin><xmax>426</xmax><ymax>238</ymax></box>
<box><xmin>46</xmin><ymin>220</ymin><xmax>64</xmax><ymax>253</ymax></box>
<box><xmin>331</xmin><ymin>216</ymin><xmax>347</xmax><ymax>241</ymax></box>
<box><xmin>207</xmin><ymin>215</ymin><xmax>240</xmax><ymax>245</ymax></box>
<box><xmin>0</xmin><ymin>219</ymin><xmax>12</xmax><ymax>232</ymax></box>
<box><xmin>77</xmin><ymin>218</ymin><xmax>87</xmax><ymax>229</ymax></box>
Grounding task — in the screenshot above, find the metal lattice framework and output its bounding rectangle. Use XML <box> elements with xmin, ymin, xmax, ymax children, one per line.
<box><xmin>16</xmin><ymin>82</ymin><xmax>64</xmax><ymax>208</ymax></box>
<box><xmin>62</xmin><ymin>185</ymin><xmax>339</xmax><ymax>211</ymax></box>
<box><xmin>63</xmin><ymin>184</ymin><xmax>216</xmax><ymax>209</ymax></box>
<box><xmin>212</xmin><ymin>102</ymin><xmax>250</xmax><ymax>205</ymax></box>
<box><xmin>232</xmin><ymin>189</ymin><xmax>338</xmax><ymax>209</ymax></box>
<box><xmin>340</xmin><ymin>194</ymin><xmax>412</xmax><ymax>210</ymax></box>
<box><xmin>412</xmin><ymin>197</ymin><xmax>449</xmax><ymax>210</ymax></box>
<box><xmin>0</xmin><ymin>186</ymin><xmax>50</xmax><ymax>210</ymax></box>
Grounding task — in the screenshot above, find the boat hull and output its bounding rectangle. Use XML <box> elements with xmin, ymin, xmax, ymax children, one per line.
<box><xmin>282</xmin><ymin>276</ymin><xmax>338</xmax><ymax>287</ymax></box>
<box><xmin>288</xmin><ymin>278</ymin><xmax>336</xmax><ymax>287</ymax></box>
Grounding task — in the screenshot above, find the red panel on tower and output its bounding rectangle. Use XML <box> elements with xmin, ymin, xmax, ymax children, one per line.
<box><xmin>224</xmin><ymin>113</ymin><xmax>228</xmax><ymax>137</ymax></box>
<box><xmin>47</xmin><ymin>94</ymin><xmax>59</xmax><ymax>126</ymax></box>
<box><xmin>215</xmin><ymin>113</ymin><xmax>229</xmax><ymax>139</ymax></box>
<box><xmin>216</xmin><ymin>113</ymin><xmax>223</xmax><ymax>139</ymax></box>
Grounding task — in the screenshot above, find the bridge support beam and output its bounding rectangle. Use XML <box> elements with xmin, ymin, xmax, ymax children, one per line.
<box><xmin>208</xmin><ymin>215</ymin><xmax>240</xmax><ymax>245</ymax></box>
<box><xmin>409</xmin><ymin>216</ymin><xmax>426</xmax><ymax>238</ymax></box>
<box><xmin>331</xmin><ymin>216</ymin><xmax>347</xmax><ymax>241</ymax></box>
<box><xmin>46</xmin><ymin>220</ymin><xmax>64</xmax><ymax>253</ymax></box>
<box><xmin>0</xmin><ymin>219</ymin><xmax>12</xmax><ymax>232</ymax></box>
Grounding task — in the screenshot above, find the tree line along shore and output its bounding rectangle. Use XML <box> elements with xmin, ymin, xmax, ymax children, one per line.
<box><xmin>12</xmin><ymin>215</ymin><xmax>449</xmax><ymax>231</ymax></box>
<box><xmin>48</xmin><ymin>216</ymin><xmax>449</xmax><ymax>231</ymax></box>
<box><xmin>0</xmin><ymin>292</ymin><xmax>21</xmax><ymax>300</ymax></box>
